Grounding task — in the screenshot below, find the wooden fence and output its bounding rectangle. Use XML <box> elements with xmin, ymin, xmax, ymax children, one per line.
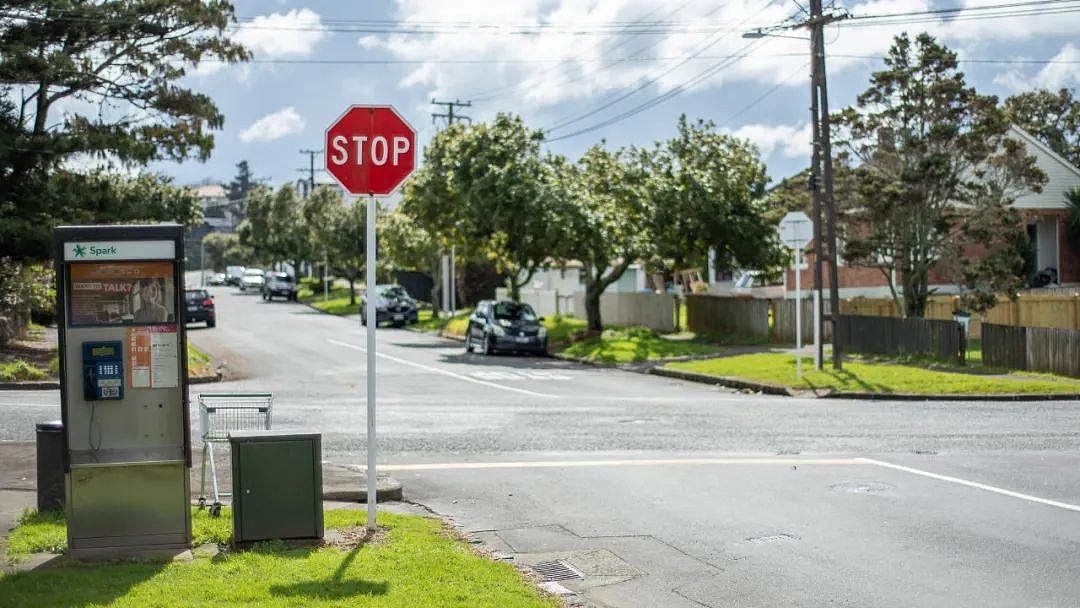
<box><xmin>835</xmin><ymin>314</ymin><xmax>965</xmax><ymax>365</ymax></box>
<box><xmin>983</xmin><ymin>323</ymin><xmax>1080</xmax><ymax>378</ymax></box>
<box><xmin>839</xmin><ymin>294</ymin><xmax>1080</xmax><ymax>339</ymax></box>
<box><xmin>686</xmin><ymin>295</ymin><xmax>770</xmax><ymax>340</ymax></box>
<box><xmin>771</xmin><ymin>297</ymin><xmax>833</xmax><ymax>343</ymax></box>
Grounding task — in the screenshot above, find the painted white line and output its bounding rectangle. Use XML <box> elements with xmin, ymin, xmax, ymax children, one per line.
<box><xmin>326</xmin><ymin>338</ymin><xmax>558</xmax><ymax>398</ymax></box>
<box><xmin>860</xmin><ymin>458</ymin><xmax>1080</xmax><ymax>513</ymax></box>
<box><xmin>362</xmin><ymin>457</ymin><xmax>862</xmax><ymax>472</ymax></box>
<box><xmin>0</xmin><ymin>401</ymin><xmax>59</xmax><ymax>408</ymax></box>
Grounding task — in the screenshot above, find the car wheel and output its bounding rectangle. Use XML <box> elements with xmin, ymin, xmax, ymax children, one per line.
<box><xmin>361</xmin><ymin>315</ymin><xmax>367</xmax><ymax>326</ymax></box>
<box><xmin>207</xmin><ymin>319</ymin><xmax>216</xmax><ymax>328</ymax></box>
<box><xmin>465</xmin><ymin>332</ymin><xmax>474</xmax><ymax>353</ymax></box>
<box><xmin>482</xmin><ymin>331</ymin><xmax>493</xmax><ymax>356</ymax></box>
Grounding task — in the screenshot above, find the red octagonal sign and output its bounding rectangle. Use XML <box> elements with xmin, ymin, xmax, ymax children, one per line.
<box><xmin>325</xmin><ymin>105</ymin><xmax>416</xmax><ymax>196</ymax></box>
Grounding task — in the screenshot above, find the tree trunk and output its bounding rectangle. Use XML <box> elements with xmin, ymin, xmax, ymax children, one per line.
<box><xmin>585</xmin><ymin>282</ymin><xmax>603</xmax><ymax>331</ymax></box>
<box><xmin>348</xmin><ymin>277</ymin><xmax>356</xmax><ymax>306</ymax></box>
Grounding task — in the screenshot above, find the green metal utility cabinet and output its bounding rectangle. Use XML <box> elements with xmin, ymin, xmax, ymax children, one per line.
<box><xmin>229</xmin><ymin>431</ymin><xmax>323</xmax><ymax>544</ymax></box>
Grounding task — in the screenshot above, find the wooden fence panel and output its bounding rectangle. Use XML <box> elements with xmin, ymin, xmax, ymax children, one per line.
<box><xmin>771</xmin><ymin>298</ymin><xmax>833</xmax><ymax>343</ymax></box>
<box><xmin>1026</xmin><ymin>327</ymin><xmax>1080</xmax><ymax>378</ymax></box>
<box><xmin>836</xmin><ymin>315</ymin><xmax>964</xmax><ymax>365</ymax></box>
<box><xmin>686</xmin><ymin>295</ymin><xmax>770</xmax><ymax>340</ymax></box>
<box><xmin>981</xmin><ymin>323</ymin><xmax>1027</xmax><ymax>370</ymax></box>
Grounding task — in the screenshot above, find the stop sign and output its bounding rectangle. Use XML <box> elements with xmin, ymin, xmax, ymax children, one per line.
<box><xmin>325</xmin><ymin>105</ymin><xmax>416</xmax><ymax>195</ymax></box>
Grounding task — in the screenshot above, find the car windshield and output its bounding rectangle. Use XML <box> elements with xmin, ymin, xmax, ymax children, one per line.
<box><xmin>380</xmin><ymin>286</ymin><xmax>407</xmax><ymax>299</ymax></box>
<box><xmin>272</xmin><ymin>273</ymin><xmax>292</xmax><ymax>282</ymax></box>
<box><xmin>244</xmin><ymin>269</ymin><xmax>263</xmax><ymax>276</ymax></box>
<box><xmin>493</xmin><ymin>301</ymin><xmax>537</xmax><ymax>321</ymax></box>
<box><xmin>185</xmin><ymin>290</ymin><xmax>208</xmax><ymax>301</ymax></box>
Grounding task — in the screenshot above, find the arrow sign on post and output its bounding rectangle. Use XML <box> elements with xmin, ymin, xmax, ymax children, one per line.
<box><xmin>325</xmin><ymin>106</ymin><xmax>416</xmax><ymax>531</ymax></box>
<box><xmin>778</xmin><ymin>212</ymin><xmax>814</xmax><ymax>379</ymax></box>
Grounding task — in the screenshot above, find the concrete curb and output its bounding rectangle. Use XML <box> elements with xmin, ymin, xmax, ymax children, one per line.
<box><xmin>649</xmin><ymin>366</ymin><xmax>1080</xmax><ymax>402</ymax></box>
<box><xmin>0</xmin><ymin>381</ymin><xmax>60</xmax><ymax>390</ymax></box>
<box><xmin>649</xmin><ymin>367</ymin><xmax>795</xmax><ymax>396</ymax></box>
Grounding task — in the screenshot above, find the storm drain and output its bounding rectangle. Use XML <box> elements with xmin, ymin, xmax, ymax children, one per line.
<box><xmin>530</xmin><ymin>560</ymin><xmax>585</xmax><ymax>582</ymax></box>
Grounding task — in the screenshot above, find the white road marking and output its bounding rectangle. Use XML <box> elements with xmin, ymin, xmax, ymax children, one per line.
<box><xmin>360</xmin><ymin>457</ymin><xmax>862</xmax><ymax>472</ymax></box>
<box><xmin>0</xmin><ymin>401</ymin><xmax>59</xmax><ymax>408</ymax></box>
<box><xmin>861</xmin><ymin>458</ymin><xmax>1080</xmax><ymax>513</ymax></box>
<box><xmin>470</xmin><ymin>370</ymin><xmax>573</xmax><ymax>382</ymax></box>
<box><xmin>327</xmin><ymin>338</ymin><xmax>558</xmax><ymax>398</ymax></box>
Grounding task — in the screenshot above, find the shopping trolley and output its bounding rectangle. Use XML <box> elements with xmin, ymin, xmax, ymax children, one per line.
<box><xmin>197</xmin><ymin>392</ymin><xmax>273</xmax><ymax>516</ymax></box>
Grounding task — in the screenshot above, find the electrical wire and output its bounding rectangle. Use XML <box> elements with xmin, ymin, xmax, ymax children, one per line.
<box><xmin>719</xmin><ymin>62</ymin><xmax>810</xmax><ymax>128</ymax></box>
<box><xmin>543</xmin><ymin>2</ymin><xmax>791</xmax><ymax>134</ymax></box>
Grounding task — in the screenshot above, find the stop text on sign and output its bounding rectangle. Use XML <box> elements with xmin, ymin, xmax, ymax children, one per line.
<box><xmin>329</xmin><ymin>135</ymin><xmax>411</xmax><ymax>167</ymax></box>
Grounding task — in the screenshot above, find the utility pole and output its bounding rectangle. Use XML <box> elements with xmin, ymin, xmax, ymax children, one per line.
<box><xmin>804</xmin><ymin>0</ymin><xmax>845</xmax><ymax>370</ymax></box>
<box><xmin>431</xmin><ymin>99</ymin><xmax>473</xmax><ymax>316</ymax></box>
<box><xmin>431</xmin><ymin>99</ymin><xmax>472</xmax><ymax>126</ymax></box>
<box><xmin>297</xmin><ymin>149</ymin><xmax>322</xmax><ymax>196</ymax></box>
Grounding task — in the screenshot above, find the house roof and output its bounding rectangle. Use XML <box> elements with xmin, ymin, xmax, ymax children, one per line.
<box><xmin>1009</xmin><ymin>124</ymin><xmax>1080</xmax><ymax>180</ymax></box>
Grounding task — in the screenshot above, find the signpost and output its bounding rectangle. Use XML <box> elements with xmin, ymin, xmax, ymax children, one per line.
<box><xmin>778</xmin><ymin>212</ymin><xmax>814</xmax><ymax>378</ymax></box>
<box><xmin>325</xmin><ymin>106</ymin><xmax>416</xmax><ymax>530</ymax></box>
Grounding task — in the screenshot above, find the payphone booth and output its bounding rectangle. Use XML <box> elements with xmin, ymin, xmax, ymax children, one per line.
<box><xmin>54</xmin><ymin>224</ymin><xmax>191</xmax><ymax>559</ymax></box>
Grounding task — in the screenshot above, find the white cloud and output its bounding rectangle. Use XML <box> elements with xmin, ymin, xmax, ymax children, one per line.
<box><xmin>239</xmin><ymin>107</ymin><xmax>305</xmax><ymax>142</ymax></box>
<box><xmin>235</xmin><ymin>8</ymin><xmax>327</xmax><ymax>57</ymax></box>
<box><xmin>993</xmin><ymin>43</ymin><xmax>1080</xmax><ymax>92</ymax></box>
<box><xmin>369</xmin><ymin>0</ymin><xmax>1076</xmax><ymax>113</ymax></box>
<box><xmin>730</xmin><ymin>123</ymin><xmax>811</xmax><ymax>159</ymax></box>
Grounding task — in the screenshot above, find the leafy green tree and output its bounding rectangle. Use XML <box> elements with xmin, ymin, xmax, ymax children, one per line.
<box><xmin>327</xmin><ymin>200</ymin><xmax>379</xmax><ymax>306</ymax></box>
<box><xmin>237</xmin><ymin>186</ymin><xmax>274</xmax><ymax>266</ymax></box>
<box><xmin>646</xmin><ymin>115</ymin><xmax>783</xmax><ymax>279</ymax></box>
<box><xmin>226</xmin><ymin>160</ymin><xmax>257</xmax><ymax>219</ymax></box>
<box><xmin>402</xmin><ymin>114</ymin><xmax>564</xmax><ymax>300</ymax></box>
<box><xmin>202</xmin><ymin>232</ymin><xmax>237</xmax><ymax>272</ymax></box>
<box><xmin>0</xmin><ymin>0</ymin><xmax>248</xmax><ymax>262</ymax></box>
<box><xmin>1066</xmin><ymin>185</ymin><xmax>1080</xmax><ymax>248</ymax></box>
<box><xmin>552</xmin><ymin>147</ymin><xmax>651</xmax><ymax>331</ymax></box>
<box><xmin>1004</xmin><ymin>88</ymin><xmax>1080</xmax><ymax>167</ymax></box>
<box><xmin>833</xmin><ymin>33</ymin><xmax>1046</xmax><ymax>316</ymax></box>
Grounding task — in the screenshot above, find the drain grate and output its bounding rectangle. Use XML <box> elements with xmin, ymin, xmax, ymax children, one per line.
<box><xmin>530</xmin><ymin>560</ymin><xmax>585</xmax><ymax>582</ymax></box>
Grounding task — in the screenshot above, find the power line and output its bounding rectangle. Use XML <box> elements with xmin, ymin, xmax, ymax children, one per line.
<box><xmin>193</xmin><ymin>54</ymin><xmax>1080</xmax><ymax>66</ymax></box>
<box><xmin>719</xmin><ymin>62</ymin><xmax>810</xmax><ymax>127</ymax></box>
<box><xmin>543</xmin><ymin>1</ymin><xmax>786</xmax><ymax>134</ymax></box>
<box><xmin>463</xmin><ymin>0</ymin><xmax>694</xmax><ymax>103</ymax></box>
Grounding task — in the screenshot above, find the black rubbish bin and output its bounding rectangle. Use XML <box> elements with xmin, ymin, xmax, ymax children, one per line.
<box><xmin>36</xmin><ymin>420</ymin><xmax>65</xmax><ymax>512</ymax></box>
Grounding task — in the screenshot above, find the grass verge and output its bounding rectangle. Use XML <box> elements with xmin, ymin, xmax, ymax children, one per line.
<box><xmin>298</xmin><ymin>284</ymin><xmax>358</xmax><ymax>316</ymax></box>
<box><xmin>412</xmin><ymin>309</ymin><xmax>472</xmax><ymax>336</ymax></box>
<box><xmin>0</xmin><ymin>359</ymin><xmax>49</xmax><ymax>382</ymax></box>
<box><xmin>186</xmin><ymin>342</ymin><xmax>215</xmax><ymax>378</ymax></box>
<box><xmin>559</xmin><ymin>326</ymin><xmax>723</xmax><ymax>364</ymax></box>
<box><xmin>665</xmin><ymin>352</ymin><xmax>1080</xmax><ymax>395</ymax></box>
<box><xmin>2</xmin><ymin>508</ymin><xmax>558</xmax><ymax>608</ymax></box>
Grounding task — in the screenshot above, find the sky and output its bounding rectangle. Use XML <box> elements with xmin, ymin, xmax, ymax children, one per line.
<box><xmin>144</xmin><ymin>0</ymin><xmax>1080</xmax><ymax>190</ymax></box>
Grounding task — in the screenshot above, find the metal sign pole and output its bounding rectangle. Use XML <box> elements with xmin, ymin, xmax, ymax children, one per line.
<box><xmin>365</xmin><ymin>194</ymin><xmax>377</xmax><ymax>531</ymax></box>
<box><xmin>795</xmin><ymin>247</ymin><xmax>802</xmax><ymax>379</ymax></box>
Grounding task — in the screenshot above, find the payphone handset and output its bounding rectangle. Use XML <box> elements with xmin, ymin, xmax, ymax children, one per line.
<box><xmin>82</xmin><ymin>341</ymin><xmax>124</xmax><ymax>401</ymax></box>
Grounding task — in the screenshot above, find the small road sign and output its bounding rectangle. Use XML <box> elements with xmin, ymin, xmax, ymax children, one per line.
<box><xmin>325</xmin><ymin>106</ymin><xmax>416</xmax><ymax>195</ymax></box>
<box><xmin>779</xmin><ymin>211</ymin><xmax>813</xmax><ymax>250</ymax></box>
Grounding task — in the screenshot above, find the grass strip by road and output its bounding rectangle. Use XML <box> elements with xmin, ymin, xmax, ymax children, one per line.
<box><xmin>665</xmin><ymin>352</ymin><xmax>1080</xmax><ymax>395</ymax></box>
<box><xmin>186</xmin><ymin>342</ymin><xmax>216</xmax><ymax>379</ymax></box>
<box><xmin>2</xmin><ymin>508</ymin><xmax>559</xmax><ymax>608</ymax></box>
<box><xmin>559</xmin><ymin>326</ymin><xmax>722</xmax><ymax>364</ymax></box>
<box><xmin>298</xmin><ymin>282</ymin><xmax>358</xmax><ymax>316</ymax></box>
<box><xmin>412</xmin><ymin>309</ymin><xmax>472</xmax><ymax>336</ymax></box>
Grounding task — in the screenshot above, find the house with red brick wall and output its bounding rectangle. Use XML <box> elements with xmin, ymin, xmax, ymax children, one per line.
<box><xmin>785</xmin><ymin>125</ymin><xmax>1080</xmax><ymax>297</ymax></box>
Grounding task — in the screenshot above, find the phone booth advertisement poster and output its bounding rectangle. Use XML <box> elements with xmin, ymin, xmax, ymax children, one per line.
<box><xmin>126</xmin><ymin>326</ymin><xmax>179</xmax><ymax>389</ymax></box>
<box><xmin>69</xmin><ymin>262</ymin><xmax>175</xmax><ymax>326</ymax></box>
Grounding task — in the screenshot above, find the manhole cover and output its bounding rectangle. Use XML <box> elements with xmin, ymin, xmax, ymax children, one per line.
<box><xmin>830</xmin><ymin>481</ymin><xmax>894</xmax><ymax>494</ymax></box>
<box><xmin>530</xmin><ymin>560</ymin><xmax>584</xmax><ymax>582</ymax></box>
<box><xmin>746</xmin><ymin>533</ymin><xmax>800</xmax><ymax>544</ymax></box>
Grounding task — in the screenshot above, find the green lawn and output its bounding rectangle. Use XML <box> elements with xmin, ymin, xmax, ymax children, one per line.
<box><xmin>2</xmin><ymin>508</ymin><xmax>558</xmax><ymax>608</ymax></box>
<box><xmin>298</xmin><ymin>283</ymin><xmax>359</xmax><ymax>316</ymax></box>
<box><xmin>559</xmin><ymin>326</ymin><xmax>723</xmax><ymax>364</ymax></box>
<box><xmin>0</xmin><ymin>359</ymin><xmax>49</xmax><ymax>382</ymax></box>
<box><xmin>186</xmin><ymin>342</ymin><xmax>215</xmax><ymax>378</ymax></box>
<box><xmin>411</xmin><ymin>309</ymin><xmax>472</xmax><ymax>335</ymax></box>
<box><xmin>666</xmin><ymin>352</ymin><xmax>1080</xmax><ymax>395</ymax></box>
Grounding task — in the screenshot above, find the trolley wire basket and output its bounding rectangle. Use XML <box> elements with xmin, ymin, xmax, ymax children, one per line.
<box><xmin>196</xmin><ymin>392</ymin><xmax>273</xmax><ymax>515</ymax></box>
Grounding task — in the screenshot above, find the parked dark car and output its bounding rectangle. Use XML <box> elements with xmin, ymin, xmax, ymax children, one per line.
<box><xmin>262</xmin><ymin>272</ymin><xmax>297</xmax><ymax>301</ymax></box>
<box><xmin>465</xmin><ymin>300</ymin><xmax>547</xmax><ymax>355</ymax></box>
<box><xmin>360</xmin><ymin>284</ymin><xmax>419</xmax><ymax>327</ymax></box>
<box><xmin>225</xmin><ymin>265</ymin><xmax>245</xmax><ymax>286</ymax></box>
<box><xmin>184</xmin><ymin>289</ymin><xmax>216</xmax><ymax>327</ymax></box>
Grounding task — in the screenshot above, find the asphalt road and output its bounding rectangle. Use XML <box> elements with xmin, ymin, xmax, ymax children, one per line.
<box><xmin>3</xmin><ymin>281</ymin><xmax>1079</xmax><ymax>607</ymax></box>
